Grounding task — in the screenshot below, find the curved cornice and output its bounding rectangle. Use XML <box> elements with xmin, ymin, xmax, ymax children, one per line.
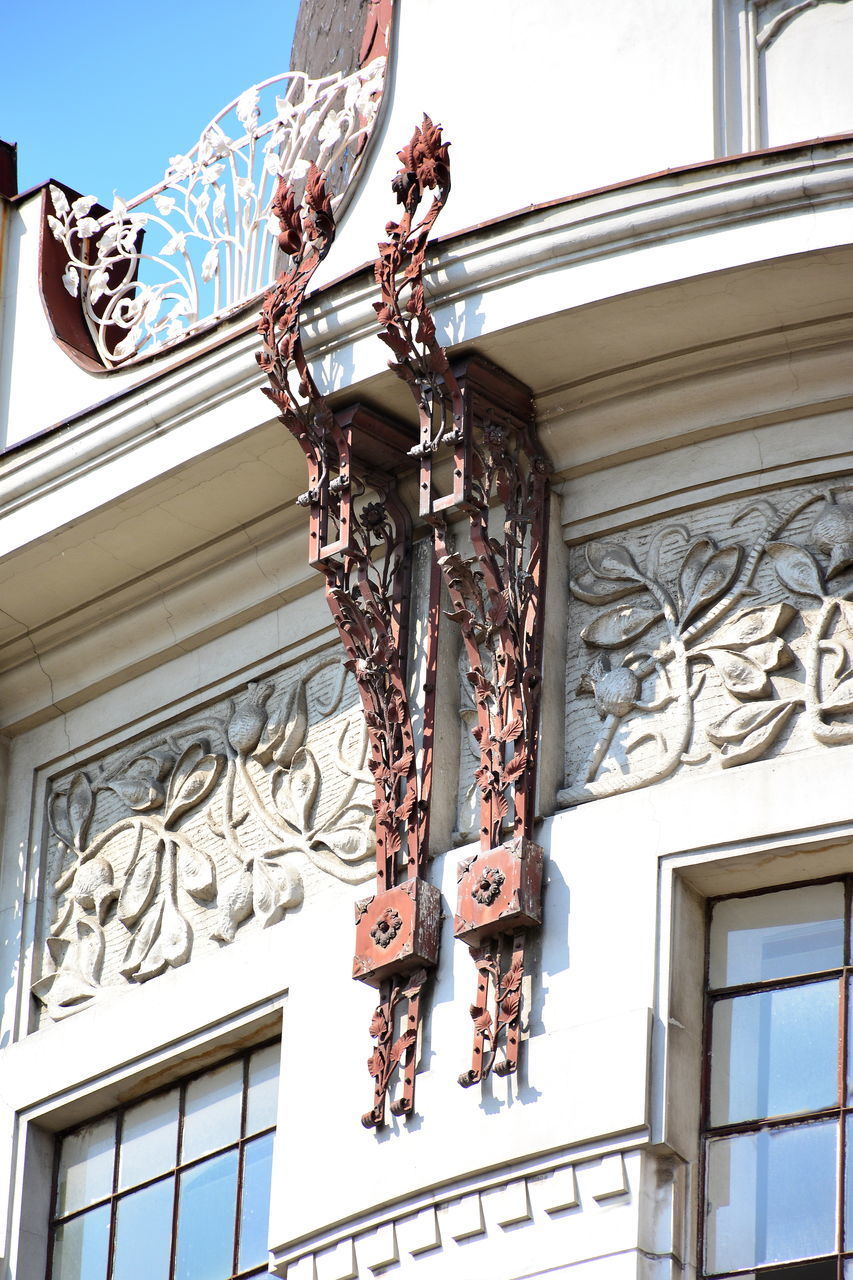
<box><xmin>0</xmin><ymin>138</ymin><xmax>851</xmax><ymax>714</ymax></box>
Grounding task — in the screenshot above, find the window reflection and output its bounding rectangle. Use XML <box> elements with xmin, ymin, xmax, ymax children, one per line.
<box><xmin>113</xmin><ymin>1178</ymin><xmax>174</xmax><ymax>1280</ymax></box>
<box><xmin>703</xmin><ymin>880</ymin><xmax>853</xmax><ymax>1279</ymax></box>
<box><xmin>182</xmin><ymin>1059</ymin><xmax>243</xmax><ymax>1164</ymax></box>
<box><xmin>239</xmin><ymin>1132</ymin><xmax>274</xmax><ymax>1270</ymax></box>
<box><xmin>705</xmin><ymin>1121</ymin><xmax>837</xmax><ymax>1273</ymax></box>
<box><xmin>175</xmin><ymin>1151</ymin><xmax>239</xmax><ymax>1280</ymax></box>
<box><xmin>709</xmin><ymin>884</ymin><xmax>844</xmax><ymax>989</ymax></box>
<box><xmin>50</xmin><ymin>1041</ymin><xmax>279</xmax><ymax>1280</ymax></box>
<box><xmin>56</xmin><ymin>1117</ymin><xmax>116</xmax><ymax>1217</ymax></box>
<box><xmin>711</xmin><ymin>980</ymin><xmax>838</xmax><ymax>1125</ymax></box>
<box><xmin>52</xmin><ymin>1204</ymin><xmax>110</xmax><ymax>1280</ymax></box>
<box><xmin>119</xmin><ymin>1089</ymin><xmax>179</xmax><ymax>1189</ymax></box>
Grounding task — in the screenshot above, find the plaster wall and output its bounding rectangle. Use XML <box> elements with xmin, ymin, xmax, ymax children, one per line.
<box><xmin>0</xmin><ymin>395</ymin><xmax>851</xmax><ymax>1279</ymax></box>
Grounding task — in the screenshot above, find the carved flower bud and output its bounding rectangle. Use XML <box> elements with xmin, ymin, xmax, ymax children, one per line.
<box><xmin>227</xmin><ymin>683</ymin><xmax>273</xmax><ymax>756</ymax></box>
<box><xmin>211</xmin><ymin>868</ymin><xmax>254</xmax><ymax>945</ymax></box>
<box><xmin>810</xmin><ymin>501</ymin><xmax>853</xmax><ymax>578</ymax></box>
<box><xmin>256</xmin><ymin>682</ymin><xmax>307</xmax><ymax>768</ymax></box>
<box><xmin>391</xmin><ymin>169</ymin><xmax>416</xmax><ymax>205</ymax></box>
<box><xmin>74</xmin><ymin>857</ymin><xmax>113</xmax><ymax>910</ymax></box>
<box><xmin>594</xmin><ymin>666</ymin><xmax>640</xmax><ymax>719</ymax></box>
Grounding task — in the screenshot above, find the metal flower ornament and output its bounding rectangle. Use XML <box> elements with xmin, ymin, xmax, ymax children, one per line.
<box><xmin>257</xmin><ymin>150</ymin><xmax>443</xmax><ymax>1130</ymax></box>
<box><xmin>372</xmin><ymin>119</ymin><xmax>551</xmax><ymax>1090</ymax></box>
<box><xmin>373</xmin><ymin>116</ymin><xmax>453</xmax><ymax>415</ymax></box>
<box><xmin>48</xmin><ymin>60</ymin><xmax>385</xmax><ymax>367</ymax></box>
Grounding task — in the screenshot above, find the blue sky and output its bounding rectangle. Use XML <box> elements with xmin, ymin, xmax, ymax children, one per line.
<box><xmin>1</xmin><ymin>0</ymin><xmax>300</xmax><ymax>203</ymax></box>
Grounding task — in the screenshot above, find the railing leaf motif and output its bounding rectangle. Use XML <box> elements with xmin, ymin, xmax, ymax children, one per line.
<box><xmin>48</xmin><ymin>58</ymin><xmax>385</xmax><ymax>368</ymax></box>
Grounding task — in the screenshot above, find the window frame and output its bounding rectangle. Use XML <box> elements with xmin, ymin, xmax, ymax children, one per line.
<box><xmin>47</xmin><ymin>1037</ymin><xmax>279</xmax><ymax>1280</ymax></box>
<box><xmin>716</xmin><ymin>0</ymin><xmax>853</xmax><ymax>155</ymax></box>
<box><xmin>698</xmin><ymin>872</ymin><xmax>853</xmax><ymax>1279</ymax></box>
<box><xmin>3</xmin><ymin>1000</ymin><xmax>283</xmax><ymax>1280</ymax></box>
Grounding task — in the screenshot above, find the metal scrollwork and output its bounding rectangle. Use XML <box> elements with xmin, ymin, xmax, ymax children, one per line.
<box><xmin>258</xmin><ymin>166</ymin><xmax>440</xmax><ymax>1129</ymax></box>
<box><xmin>373</xmin><ymin>119</ymin><xmax>550</xmax><ymax>1088</ymax></box>
<box><xmin>49</xmin><ymin>59</ymin><xmax>385</xmax><ymax>367</ymax></box>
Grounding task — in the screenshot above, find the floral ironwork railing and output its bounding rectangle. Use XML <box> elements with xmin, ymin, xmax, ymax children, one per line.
<box><xmin>47</xmin><ymin>58</ymin><xmax>385</xmax><ymax>368</ymax></box>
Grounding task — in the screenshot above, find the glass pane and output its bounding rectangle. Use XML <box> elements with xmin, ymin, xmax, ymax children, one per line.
<box><xmin>182</xmin><ymin>1058</ymin><xmax>242</xmax><ymax>1162</ymax></box>
<box><xmin>711</xmin><ymin>980</ymin><xmax>839</xmax><ymax>1125</ymax></box>
<box><xmin>246</xmin><ymin>1044</ymin><xmax>279</xmax><ymax>1135</ymax></box>
<box><xmin>56</xmin><ymin>1116</ymin><xmax>116</xmax><ymax>1216</ymax></box>
<box><xmin>761</xmin><ymin>1265</ymin><xmax>837</xmax><ymax>1280</ymax></box>
<box><xmin>174</xmin><ymin>1148</ymin><xmax>239</xmax><ymax>1280</ymax></box>
<box><xmin>239</xmin><ymin>1132</ymin><xmax>274</xmax><ymax>1270</ymax></box>
<box><xmin>112</xmin><ymin>1176</ymin><xmax>174</xmax><ymax>1280</ymax></box>
<box><xmin>710</xmin><ymin>883</ymin><xmax>844</xmax><ymax>988</ymax></box>
<box><xmin>51</xmin><ymin>1204</ymin><xmax>110</xmax><ymax>1280</ymax></box>
<box><xmin>119</xmin><ymin>1088</ymin><xmax>179</xmax><ymax>1189</ymax></box>
<box><xmin>705</xmin><ymin>1120</ymin><xmax>837</xmax><ymax>1273</ymax></box>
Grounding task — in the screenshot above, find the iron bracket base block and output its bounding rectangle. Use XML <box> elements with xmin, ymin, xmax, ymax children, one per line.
<box><xmin>353</xmin><ymin>877</ymin><xmax>441</xmax><ymax>986</ymax></box>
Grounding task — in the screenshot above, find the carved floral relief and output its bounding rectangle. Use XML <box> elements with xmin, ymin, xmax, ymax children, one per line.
<box><xmin>562</xmin><ymin>483</ymin><xmax>853</xmax><ymax>805</ymax></box>
<box><xmin>34</xmin><ymin>657</ymin><xmax>375</xmax><ymax>1022</ymax></box>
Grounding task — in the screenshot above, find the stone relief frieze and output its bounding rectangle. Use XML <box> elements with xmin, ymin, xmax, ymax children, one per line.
<box><xmin>34</xmin><ymin>657</ymin><xmax>375</xmax><ymax>1022</ymax></box>
<box><xmin>561</xmin><ymin>483</ymin><xmax>853</xmax><ymax>805</ymax></box>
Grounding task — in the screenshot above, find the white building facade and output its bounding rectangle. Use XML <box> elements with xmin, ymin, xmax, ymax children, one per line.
<box><xmin>1</xmin><ymin>2</ymin><xmax>853</xmax><ymax>1278</ymax></box>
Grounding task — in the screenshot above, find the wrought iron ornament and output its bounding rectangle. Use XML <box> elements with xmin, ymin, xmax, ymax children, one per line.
<box><xmin>375</xmin><ymin>118</ymin><xmax>550</xmax><ymax>1086</ymax></box>
<box><xmin>49</xmin><ymin>61</ymin><xmax>385</xmax><ymax>367</ymax></box>
<box><xmin>257</xmin><ymin>170</ymin><xmax>440</xmax><ymax>1129</ymax></box>
<box><xmin>258</xmin><ymin>116</ymin><xmax>552</xmax><ymax>1119</ymax></box>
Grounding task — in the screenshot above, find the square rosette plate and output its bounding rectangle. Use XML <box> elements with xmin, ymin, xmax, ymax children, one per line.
<box><xmin>353</xmin><ymin>877</ymin><xmax>441</xmax><ymax>987</ymax></box>
<box><xmin>454</xmin><ymin>838</ymin><xmax>544</xmax><ymax>947</ymax></box>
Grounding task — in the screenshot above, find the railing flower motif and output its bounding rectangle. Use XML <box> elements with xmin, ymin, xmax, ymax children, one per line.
<box><xmin>47</xmin><ymin>58</ymin><xmax>385</xmax><ymax>367</ymax></box>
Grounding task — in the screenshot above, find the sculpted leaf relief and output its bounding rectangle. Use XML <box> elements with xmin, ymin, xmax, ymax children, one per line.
<box><xmin>562</xmin><ymin>486</ymin><xmax>853</xmax><ymax>804</ymax></box>
<box><xmin>34</xmin><ymin>659</ymin><xmax>374</xmax><ymax>1022</ymax></box>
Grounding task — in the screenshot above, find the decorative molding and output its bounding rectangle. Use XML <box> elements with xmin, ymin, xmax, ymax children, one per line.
<box><xmin>754</xmin><ymin>0</ymin><xmax>853</xmax><ymax>48</ymax></box>
<box><xmin>257</xmin><ymin>167</ymin><xmax>440</xmax><ymax>1128</ymax></box>
<box><xmin>279</xmin><ymin>1151</ymin><xmax>634</xmax><ymax>1279</ymax></box>
<box><xmin>45</xmin><ymin>58</ymin><xmax>385</xmax><ymax>369</ymax></box>
<box><xmin>33</xmin><ymin>657</ymin><xmax>373</xmax><ymax>1023</ymax></box>
<box><xmin>13</xmin><ymin>141</ymin><xmax>853</xmax><ymax>550</ymax></box>
<box><xmin>561</xmin><ymin>480</ymin><xmax>853</xmax><ymax>807</ymax></box>
<box><xmin>372</xmin><ymin>120</ymin><xmax>550</xmax><ymax>1088</ymax></box>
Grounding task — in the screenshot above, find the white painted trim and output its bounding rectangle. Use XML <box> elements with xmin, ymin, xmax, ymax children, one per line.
<box><xmin>717</xmin><ymin>0</ymin><xmax>853</xmax><ymax>151</ymax></box>
<box><xmin>2</xmin><ymin>142</ymin><xmax>852</xmax><ymax>558</ymax></box>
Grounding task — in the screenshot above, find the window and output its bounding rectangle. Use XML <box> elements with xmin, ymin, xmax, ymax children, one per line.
<box><xmin>702</xmin><ymin>879</ymin><xmax>853</xmax><ymax>1279</ymax></box>
<box><xmin>50</xmin><ymin>1041</ymin><xmax>279</xmax><ymax>1280</ymax></box>
<box><xmin>717</xmin><ymin>0</ymin><xmax>853</xmax><ymax>154</ymax></box>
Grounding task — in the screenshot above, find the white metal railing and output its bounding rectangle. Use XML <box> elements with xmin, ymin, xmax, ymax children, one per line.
<box><xmin>47</xmin><ymin>58</ymin><xmax>386</xmax><ymax>368</ymax></box>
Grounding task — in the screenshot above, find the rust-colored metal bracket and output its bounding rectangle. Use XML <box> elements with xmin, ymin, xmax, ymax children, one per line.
<box><xmin>258</xmin><ymin>168</ymin><xmax>441</xmax><ymax>1129</ymax></box>
<box><xmin>374</xmin><ymin>119</ymin><xmax>551</xmax><ymax>1087</ymax></box>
